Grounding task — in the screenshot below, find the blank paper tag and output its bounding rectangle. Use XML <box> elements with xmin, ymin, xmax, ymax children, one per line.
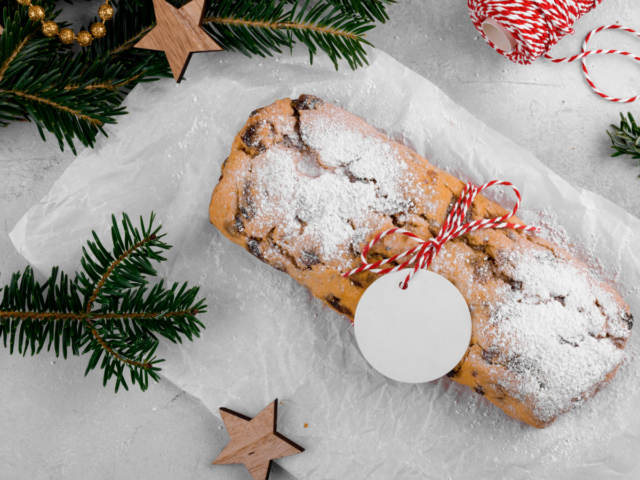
<box><xmin>354</xmin><ymin>270</ymin><xmax>472</xmax><ymax>384</ymax></box>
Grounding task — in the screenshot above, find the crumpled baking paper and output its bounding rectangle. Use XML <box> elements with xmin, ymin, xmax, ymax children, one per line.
<box><xmin>10</xmin><ymin>48</ymin><xmax>640</xmax><ymax>479</ymax></box>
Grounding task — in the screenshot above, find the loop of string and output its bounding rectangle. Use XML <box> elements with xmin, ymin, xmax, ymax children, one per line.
<box><xmin>342</xmin><ymin>181</ymin><xmax>540</xmax><ymax>290</ymax></box>
<box><xmin>469</xmin><ymin>0</ymin><xmax>640</xmax><ymax>103</ymax></box>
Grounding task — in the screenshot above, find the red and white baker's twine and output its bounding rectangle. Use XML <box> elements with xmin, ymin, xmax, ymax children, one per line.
<box><xmin>342</xmin><ymin>181</ymin><xmax>540</xmax><ymax>290</ymax></box>
<box><xmin>469</xmin><ymin>0</ymin><xmax>640</xmax><ymax>103</ymax></box>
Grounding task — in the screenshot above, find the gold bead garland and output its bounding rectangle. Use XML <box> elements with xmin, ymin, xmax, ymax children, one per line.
<box><xmin>19</xmin><ymin>0</ymin><xmax>113</xmax><ymax>47</ymax></box>
<box><xmin>27</xmin><ymin>5</ymin><xmax>45</xmax><ymax>22</ymax></box>
<box><xmin>41</xmin><ymin>20</ymin><xmax>58</xmax><ymax>37</ymax></box>
<box><xmin>98</xmin><ymin>4</ymin><xmax>114</xmax><ymax>21</ymax></box>
<box><xmin>76</xmin><ymin>30</ymin><xmax>93</xmax><ymax>47</ymax></box>
<box><xmin>90</xmin><ymin>22</ymin><xmax>107</xmax><ymax>39</ymax></box>
<box><xmin>58</xmin><ymin>28</ymin><xmax>74</xmax><ymax>45</ymax></box>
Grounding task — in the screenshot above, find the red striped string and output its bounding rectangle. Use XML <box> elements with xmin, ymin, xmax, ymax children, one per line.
<box><xmin>468</xmin><ymin>0</ymin><xmax>640</xmax><ymax>103</ymax></box>
<box><xmin>342</xmin><ymin>181</ymin><xmax>540</xmax><ymax>290</ymax></box>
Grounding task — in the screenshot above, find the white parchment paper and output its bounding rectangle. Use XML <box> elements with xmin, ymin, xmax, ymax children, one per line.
<box><xmin>10</xmin><ymin>48</ymin><xmax>640</xmax><ymax>479</ymax></box>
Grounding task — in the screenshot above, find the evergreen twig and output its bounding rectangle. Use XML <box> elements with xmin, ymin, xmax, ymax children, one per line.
<box><xmin>0</xmin><ymin>0</ymin><xmax>172</xmax><ymax>154</ymax></box>
<box><xmin>0</xmin><ymin>212</ymin><xmax>207</xmax><ymax>393</ymax></box>
<box><xmin>203</xmin><ymin>0</ymin><xmax>376</xmax><ymax>69</ymax></box>
<box><xmin>0</xmin><ymin>0</ymin><xmax>393</xmax><ymax>153</ymax></box>
<box><xmin>326</xmin><ymin>0</ymin><xmax>395</xmax><ymax>23</ymax></box>
<box><xmin>608</xmin><ymin>112</ymin><xmax>640</xmax><ymax>176</ymax></box>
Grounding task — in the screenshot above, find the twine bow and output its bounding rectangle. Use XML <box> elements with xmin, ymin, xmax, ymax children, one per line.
<box><xmin>342</xmin><ymin>180</ymin><xmax>540</xmax><ymax>289</ymax></box>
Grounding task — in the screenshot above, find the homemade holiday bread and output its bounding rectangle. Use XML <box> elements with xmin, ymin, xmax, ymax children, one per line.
<box><xmin>209</xmin><ymin>95</ymin><xmax>633</xmax><ymax>428</ymax></box>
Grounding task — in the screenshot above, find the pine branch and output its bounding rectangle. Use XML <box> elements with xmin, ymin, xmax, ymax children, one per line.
<box><xmin>0</xmin><ymin>212</ymin><xmax>207</xmax><ymax>393</ymax></box>
<box><xmin>326</xmin><ymin>0</ymin><xmax>396</xmax><ymax>23</ymax></box>
<box><xmin>608</xmin><ymin>112</ymin><xmax>640</xmax><ymax>176</ymax></box>
<box><xmin>0</xmin><ymin>5</ymin><xmax>124</xmax><ymax>153</ymax></box>
<box><xmin>0</xmin><ymin>0</ymin><xmax>393</xmax><ymax>153</ymax></box>
<box><xmin>89</xmin><ymin>0</ymin><xmax>172</xmax><ymax>94</ymax></box>
<box><xmin>0</xmin><ymin>1</ymin><xmax>171</xmax><ymax>154</ymax></box>
<box><xmin>286</xmin><ymin>0</ymin><xmax>374</xmax><ymax>69</ymax></box>
<box><xmin>202</xmin><ymin>0</ymin><xmax>377</xmax><ymax>69</ymax></box>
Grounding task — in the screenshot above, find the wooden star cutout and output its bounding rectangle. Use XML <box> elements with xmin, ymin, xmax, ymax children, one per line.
<box><xmin>135</xmin><ymin>0</ymin><xmax>222</xmax><ymax>83</ymax></box>
<box><xmin>213</xmin><ymin>399</ymin><xmax>305</xmax><ymax>480</ymax></box>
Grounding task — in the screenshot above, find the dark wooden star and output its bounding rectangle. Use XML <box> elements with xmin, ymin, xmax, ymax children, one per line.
<box><xmin>135</xmin><ymin>0</ymin><xmax>222</xmax><ymax>83</ymax></box>
<box><xmin>213</xmin><ymin>399</ymin><xmax>305</xmax><ymax>480</ymax></box>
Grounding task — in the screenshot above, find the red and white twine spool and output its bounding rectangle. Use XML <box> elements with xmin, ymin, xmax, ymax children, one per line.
<box><xmin>468</xmin><ymin>0</ymin><xmax>640</xmax><ymax>103</ymax></box>
<box><xmin>342</xmin><ymin>181</ymin><xmax>540</xmax><ymax>289</ymax></box>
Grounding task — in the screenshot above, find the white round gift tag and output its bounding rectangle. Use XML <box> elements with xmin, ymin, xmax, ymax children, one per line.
<box><xmin>354</xmin><ymin>270</ymin><xmax>472</xmax><ymax>383</ymax></box>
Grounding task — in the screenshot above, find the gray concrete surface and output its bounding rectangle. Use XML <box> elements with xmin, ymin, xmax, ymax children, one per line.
<box><xmin>2</xmin><ymin>0</ymin><xmax>640</xmax><ymax>478</ymax></box>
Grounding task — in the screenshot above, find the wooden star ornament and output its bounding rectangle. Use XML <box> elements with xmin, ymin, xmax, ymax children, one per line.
<box><xmin>213</xmin><ymin>399</ymin><xmax>305</xmax><ymax>480</ymax></box>
<box><xmin>135</xmin><ymin>0</ymin><xmax>222</xmax><ymax>83</ymax></box>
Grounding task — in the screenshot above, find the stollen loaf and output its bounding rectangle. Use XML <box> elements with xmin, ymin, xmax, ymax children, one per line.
<box><xmin>209</xmin><ymin>95</ymin><xmax>633</xmax><ymax>429</ymax></box>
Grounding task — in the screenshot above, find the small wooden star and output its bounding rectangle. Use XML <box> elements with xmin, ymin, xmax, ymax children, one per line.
<box><xmin>213</xmin><ymin>399</ymin><xmax>305</xmax><ymax>480</ymax></box>
<box><xmin>135</xmin><ymin>0</ymin><xmax>222</xmax><ymax>83</ymax></box>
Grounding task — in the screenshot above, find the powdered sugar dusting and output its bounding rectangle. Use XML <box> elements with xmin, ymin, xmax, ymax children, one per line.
<box><xmin>489</xmin><ymin>247</ymin><xmax>629</xmax><ymax>422</ymax></box>
<box><xmin>248</xmin><ymin>109</ymin><xmax>417</xmax><ymax>264</ymax></box>
<box><xmin>300</xmin><ymin>105</ymin><xmax>415</xmax><ymax>209</ymax></box>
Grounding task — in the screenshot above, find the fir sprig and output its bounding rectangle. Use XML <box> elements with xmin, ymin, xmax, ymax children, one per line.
<box><xmin>0</xmin><ymin>0</ymin><xmax>172</xmax><ymax>154</ymax></box>
<box><xmin>327</xmin><ymin>0</ymin><xmax>396</xmax><ymax>23</ymax></box>
<box><xmin>608</xmin><ymin>113</ymin><xmax>640</xmax><ymax>175</ymax></box>
<box><xmin>0</xmin><ymin>212</ymin><xmax>207</xmax><ymax>393</ymax></box>
<box><xmin>203</xmin><ymin>0</ymin><xmax>377</xmax><ymax>69</ymax></box>
<box><xmin>0</xmin><ymin>0</ymin><xmax>393</xmax><ymax>153</ymax></box>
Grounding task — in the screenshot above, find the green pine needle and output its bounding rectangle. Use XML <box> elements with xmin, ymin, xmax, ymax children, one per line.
<box><xmin>0</xmin><ymin>212</ymin><xmax>207</xmax><ymax>393</ymax></box>
<box><xmin>326</xmin><ymin>0</ymin><xmax>396</xmax><ymax>23</ymax></box>
<box><xmin>608</xmin><ymin>112</ymin><xmax>640</xmax><ymax>176</ymax></box>
<box><xmin>203</xmin><ymin>0</ymin><xmax>379</xmax><ymax>70</ymax></box>
<box><xmin>0</xmin><ymin>0</ymin><xmax>171</xmax><ymax>154</ymax></box>
<box><xmin>0</xmin><ymin>0</ymin><xmax>393</xmax><ymax>153</ymax></box>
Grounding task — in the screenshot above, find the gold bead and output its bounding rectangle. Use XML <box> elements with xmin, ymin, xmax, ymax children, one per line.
<box><xmin>28</xmin><ymin>5</ymin><xmax>45</xmax><ymax>22</ymax></box>
<box><xmin>76</xmin><ymin>30</ymin><xmax>93</xmax><ymax>47</ymax></box>
<box><xmin>16</xmin><ymin>0</ymin><xmax>31</xmax><ymax>5</ymax></box>
<box><xmin>42</xmin><ymin>20</ymin><xmax>58</xmax><ymax>38</ymax></box>
<box><xmin>98</xmin><ymin>4</ymin><xmax>114</xmax><ymax>21</ymax></box>
<box><xmin>58</xmin><ymin>28</ymin><xmax>75</xmax><ymax>45</ymax></box>
<box><xmin>90</xmin><ymin>22</ymin><xmax>107</xmax><ymax>39</ymax></box>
